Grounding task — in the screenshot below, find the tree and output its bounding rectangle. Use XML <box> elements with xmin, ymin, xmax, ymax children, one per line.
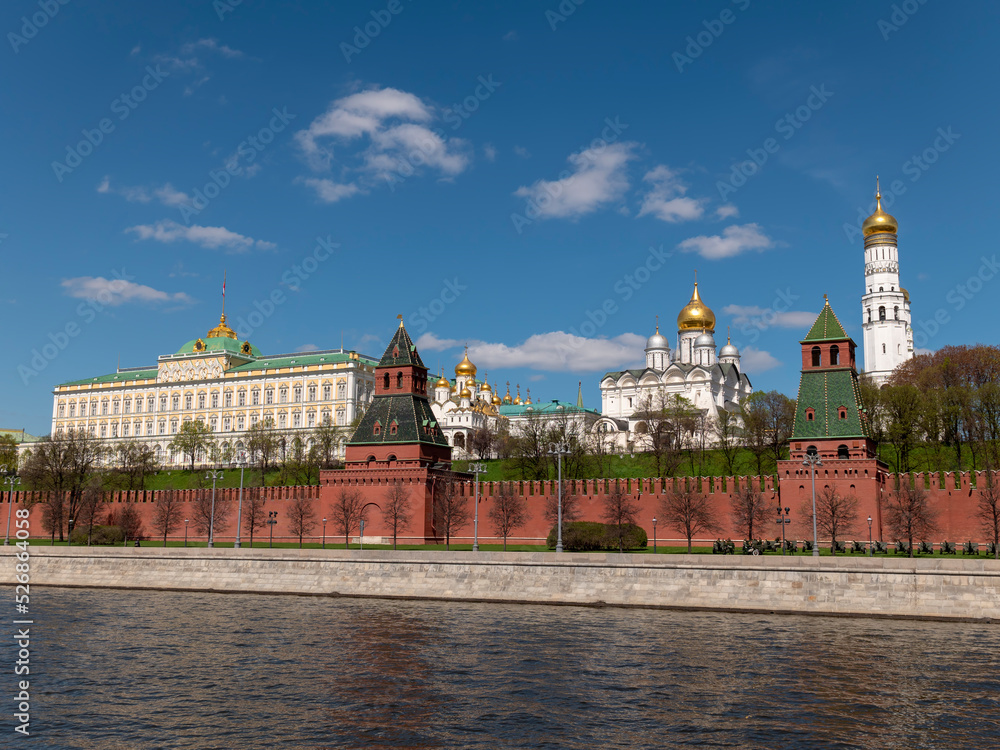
<box><xmin>311</xmin><ymin>416</ymin><xmax>343</xmax><ymax>469</ymax></box>
<box><xmin>151</xmin><ymin>488</ymin><xmax>185</xmax><ymax>546</ymax></box>
<box><xmin>883</xmin><ymin>385</ymin><xmax>923</xmax><ymax>472</ymax></box>
<box><xmin>0</xmin><ymin>434</ymin><xmax>19</xmax><ymax>471</ymax></box>
<box><xmin>332</xmin><ymin>487</ymin><xmax>364</xmax><ymax>548</ymax></box>
<box><xmin>742</xmin><ymin>391</ymin><xmax>796</xmax><ymax>471</ymax></box>
<box><xmin>169</xmin><ymin>420</ymin><xmax>214</xmax><ymax>471</ymax></box>
<box><xmin>468</xmin><ymin>426</ymin><xmax>497</xmax><ymax>461</ymax></box>
<box><xmin>382</xmin><ymin>480</ymin><xmax>412</xmax><ymax>549</ymax></box>
<box><xmin>434</xmin><ymin>480</ymin><xmax>470</xmax><ymax>549</ymax></box>
<box><xmin>713</xmin><ymin>410</ymin><xmax>742</xmax><ymax>475</ymax></box>
<box><xmin>884</xmin><ymin>482</ymin><xmax>938</xmax><ymax>557</ymax></box>
<box><xmin>802</xmin><ymin>487</ymin><xmax>859</xmax><ymax>553</ymax></box>
<box><xmin>190</xmin><ymin>488</ymin><xmax>233</xmax><ymax>542</ymax></box>
<box><xmin>602</xmin><ymin>483</ymin><xmax>640</xmax><ymax>553</ymax></box>
<box><xmin>730</xmin><ymin>482</ymin><xmax>770</xmax><ymax>543</ymax></box>
<box><xmin>287</xmin><ymin>490</ymin><xmax>317</xmax><ymax>548</ymax></box>
<box><xmin>489</xmin><ymin>482</ymin><xmax>528</xmax><ymax>551</ymax></box>
<box><xmin>112</xmin><ymin>503</ymin><xmax>145</xmax><ymax>543</ymax></box>
<box><xmin>632</xmin><ymin>392</ymin><xmax>694</xmax><ymax>477</ymax></box>
<box><xmin>659</xmin><ymin>483</ymin><xmax>721</xmax><ymax>553</ymax></box>
<box><xmin>509</xmin><ymin>410</ymin><xmax>551</xmax><ymax>480</ymax></box>
<box><xmin>857</xmin><ymin>375</ymin><xmax>886</xmax><ymax>460</ymax></box>
<box><xmin>543</xmin><ymin>480</ymin><xmax>582</xmax><ymax>533</ymax></box>
<box><xmin>109</xmin><ymin>442</ymin><xmax>157</xmax><ymax>491</ymax></box>
<box><xmin>975</xmin><ymin>472</ymin><xmax>1000</xmax><ymax>560</ymax></box>
<box><xmin>76</xmin><ymin>484</ymin><xmax>107</xmax><ymax>545</ymax></box>
<box><xmin>242</xmin><ymin>487</ymin><xmax>267</xmax><ymax>547</ymax></box>
<box><xmin>585</xmin><ymin>426</ymin><xmax>618</xmax><ymax>479</ymax></box>
<box><xmin>20</xmin><ymin>429</ymin><xmax>104</xmax><ymax>541</ymax></box>
<box><xmin>246</xmin><ymin>418</ymin><xmax>280</xmax><ymax>486</ymax></box>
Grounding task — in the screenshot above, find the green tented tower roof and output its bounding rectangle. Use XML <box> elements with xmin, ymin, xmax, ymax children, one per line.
<box><xmin>802</xmin><ymin>297</ymin><xmax>849</xmax><ymax>342</ymax></box>
<box><xmin>378</xmin><ymin>318</ymin><xmax>426</xmax><ymax>369</ymax></box>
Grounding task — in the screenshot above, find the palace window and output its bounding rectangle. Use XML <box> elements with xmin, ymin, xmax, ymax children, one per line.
<box><xmin>806</xmin><ymin>445</ymin><xmax>818</xmax><ymax>457</ymax></box>
<box><xmin>307</xmin><ymin>411</ymin><xmax>316</xmax><ymax>428</ymax></box>
<box><xmin>69</xmin><ymin>403</ymin><xmax>75</xmax><ymax>417</ymax></box>
<box><xmin>336</xmin><ymin>408</ymin><xmax>345</xmax><ymax>425</ymax></box>
<box><xmin>278</xmin><ymin>414</ymin><xmax>287</xmax><ymax>429</ymax></box>
<box><xmin>293</xmin><ymin>386</ymin><xmax>301</xmax><ymax>402</ymax></box>
<box><xmin>293</xmin><ymin>412</ymin><xmax>301</xmax><ymax>428</ymax></box>
<box><xmin>308</xmin><ymin>385</ymin><xmax>316</xmax><ymax>401</ymax></box>
<box><xmin>172</xmin><ymin>395</ymin><xmax>180</xmax><ymax>410</ymax></box>
<box><xmin>265</xmin><ymin>388</ymin><xmax>273</xmax><ymax>405</ymax></box>
<box><xmin>238</xmin><ymin>390</ymin><xmax>246</xmax><ymax>406</ymax></box>
<box><xmin>146</xmin><ymin>421</ymin><xmax>154</xmax><ymax>436</ymax></box>
<box><xmin>323</xmin><ymin>384</ymin><xmax>331</xmax><ymax>400</ymax></box>
<box><xmin>122</xmin><ymin>423</ymin><xmax>128</xmax><ymax>437</ymax></box>
<box><xmin>102</xmin><ymin>401</ymin><xmax>109</xmax><ymax>415</ymax></box>
<box><xmin>838</xmin><ymin>444</ymin><xmax>850</xmax><ymax>459</ymax></box>
<box><xmin>199</xmin><ymin>394</ymin><xmax>206</xmax><ymax>409</ymax></box>
<box><xmin>211</xmin><ymin>393</ymin><xmax>218</xmax><ymax>408</ymax></box>
<box><xmin>223</xmin><ymin>417</ymin><xmax>231</xmax><ymax>431</ymax></box>
<box><xmin>279</xmin><ymin>387</ymin><xmax>288</xmax><ymax>403</ymax></box>
<box><xmin>237</xmin><ymin>416</ymin><xmax>245</xmax><ymax>431</ymax></box>
<box><xmin>113</xmin><ymin>400</ymin><xmax>119</xmax><ymax>415</ymax></box>
<box><xmin>894</xmin><ymin>306</ymin><xmax>899</xmax><ymax>320</ymax></box>
<box><xmin>171</xmin><ymin>419</ymin><xmax>179</xmax><ymax>434</ymax></box>
<box><xmin>383</xmin><ymin>373</ymin><xmax>390</xmax><ymax>390</ymax></box>
<box><xmin>124</xmin><ymin>399</ymin><xmax>131</xmax><ymax>414</ymax></box>
<box><xmin>224</xmin><ymin>392</ymin><xmax>232</xmax><ymax>407</ymax></box>
<box><xmin>158</xmin><ymin>420</ymin><xmax>166</xmax><ymax>435</ymax></box>
<box><xmin>100</xmin><ymin>425</ymin><xmax>107</xmax><ymax>437</ymax></box>
<box><xmin>58</xmin><ymin>404</ymin><xmax>65</xmax><ymax>417</ymax></box>
<box><xmin>251</xmin><ymin>414</ymin><xmax>258</xmax><ymax>427</ymax></box>
<box><xmin>338</xmin><ymin>383</ymin><xmax>346</xmax><ymax>399</ymax></box>
<box><xmin>89</xmin><ymin>425</ymin><xmax>95</xmax><ymax>436</ymax></box>
<box><xmin>134</xmin><ymin>400</ymin><xmax>141</xmax><ymax>414</ymax></box>
<box><xmin>397</xmin><ymin>372</ymin><xmax>403</xmax><ymax>389</ymax></box>
<box><xmin>878</xmin><ymin>306</ymin><xmax>886</xmax><ymax>321</ymax></box>
<box><xmin>251</xmin><ymin>389</ymin><xmax>259</xmax><ymax>406</ymax></box>
<box><xmin>149</xmin><ymin>397</ymin><xmax>155</xmax><ymax>412</ymax></box>
<box><xmin>209</xmin><ymin>417</ymin><xmax>218</xmax><ymax>431</ymax></box>
<box><xmin>185</xmin><ymin>395</ymin><xmax>193</xmax><ymax>410</ymax></box>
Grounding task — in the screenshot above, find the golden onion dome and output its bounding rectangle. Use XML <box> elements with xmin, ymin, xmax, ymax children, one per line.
<box><xmin>901</xmin><ymin>287</ymin><xmax>910</xmax><ymax>304</ymax></box>
<box><xmin>862</xmin><ymin>180</ymin><xmax>898</xmax><ymax>236</ymax></box>
<box><xmin>480</xmin><ymin>375</ymin><xmax>492</xmax><ymax>392</ymax></box>
<box><xmin>459</xmin><ymin>386</ymin><xmax>472</xmax><ymax>399</ymax></box>
<box><xmin>207</xmin><ymin>313</ymin><xmax>238</xmax><ymax>340</ymax></box>
<box><xmin>677</xmin><ymin>281</ymin><xmax>715</xmax><ymax>332</ymax></box>
<box><xmin>434</xmin><ymin>373</ymin><xmax>451</xmax><ymax>390</ymax></box>
<box><xmin>492</xmin><ymin>392</ymin><xmax>502</xmax><ymax>405</ymax></box>
<box><xmin>455</xmin><ymin>347</ymin><xmax>477</xmax><ymax>377</ymax></box>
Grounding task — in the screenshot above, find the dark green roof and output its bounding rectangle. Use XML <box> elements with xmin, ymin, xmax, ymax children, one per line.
<box><xmin>175</xmin><ymin>337</ymin><xmax>262</xmax><ymax>356</ymax></box>
<box><xmin>58</xmin><ymin>368</ymin><xmax>158</xmax><ymax>387</ymax></box>
<box><xmin>378</xmin><ymin>323</ymin><xmax>425</xmax><ymax>369</ymax></box>
<box><xmin>348</xmin><ymin>394</ymin><xmax>449</xmax><ymax>447</ymax></box>
<box><xmin>791</xmin><ymin>369</ymin><xmax>870</xmax><ymax>440</ymax></box>
<box><xmin>229</xmin><ymin>351</ymin><xmax>376</xmax><ymax>372</ymax></box>
<box><xmin>802</xmin><ymin>301</ymin><xmax>849</xmax><ymax>342</ymax></box>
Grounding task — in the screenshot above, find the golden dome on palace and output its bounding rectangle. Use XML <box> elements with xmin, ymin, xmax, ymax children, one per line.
<box><xmin>677</xmin><ymin>282</ymin><xmax>716</xmax><ymax>332</ymax></box>
<box><xmin>459</xmin><ymin>386</ymin><xmax>472</xmax><ymax>399</ymax></box>
<box><xmin>862</xmin><ymin>181</ymin><xmax>898</xmax><ymax>236</ymax></box>
<box><xmin>455</xmin><ymin>348</ymin><xmax>477</xmax><ymax>377</ymax></box>
<box><xmin>434</xmin><ymin>373</ymin><xmax>451</xmax><ymax>389</ymax></box>
<box><xmin>206</xmin><ymin>313</ymin><xmax>238</xmax><ymax>340</ymax></box>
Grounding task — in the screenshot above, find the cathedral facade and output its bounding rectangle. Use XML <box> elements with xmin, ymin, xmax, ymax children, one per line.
<box><xmin>860</xmin><ymin>181</ymin><xmax>914</xmax><ymax>384</ymax></box>
<box><xmin>597</xmin><ymin>280</ymin><xmax>752</xmax><ymax>450</ymax></box>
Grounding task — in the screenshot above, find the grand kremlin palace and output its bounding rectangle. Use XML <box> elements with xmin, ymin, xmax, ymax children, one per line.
<box><xmin>49</xmin><ymin>312</ymin><xmax>377</xmax><ymax>464</ymax></box>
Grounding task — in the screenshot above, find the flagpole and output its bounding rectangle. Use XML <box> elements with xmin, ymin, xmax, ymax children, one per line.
<box><xmin>222</xmin><ymin>271</ymin><xmax>226</xmax><ymax>316</ymax></box>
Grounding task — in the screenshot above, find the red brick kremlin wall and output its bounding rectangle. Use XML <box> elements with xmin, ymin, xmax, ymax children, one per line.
<box><xmin>4</xmin><ymin>471</ymin><xmax>995</xmax><ymax>547</ymax></box>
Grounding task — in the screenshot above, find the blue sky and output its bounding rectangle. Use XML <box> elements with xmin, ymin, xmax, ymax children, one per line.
<box><xmin>3</xmin><ymin>0</ymin><xmax>998</xmax><ymax>435</ymax></box>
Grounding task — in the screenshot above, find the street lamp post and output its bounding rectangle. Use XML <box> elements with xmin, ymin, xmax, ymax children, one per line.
<box><xmin>233</xmin><ymin>450</ymin><xmax>248</xmax><ymax>549</ymax></box>
<box><xmin>469</xmin><ymin>462</ymin><xmax>487</xmax><ymax>552</ymax></box>
<box><xmin>322</xmin><ymin>517</ymin><xmax>327</xmax><ymax>549</ymax></box>
<box><xmin>802</xmin><ymin>453</ymin><xmax>823</xmax><ymax>557</ymax></box>
<box><xmin>652</xmin><ymin>517</ymin><xmax>657</xmax><ymax>554</ymax></box>
<box><xmin>776</xmin><ymin>505</ymin><xmax>791</xmax><ymax>555</ymax></box>
<box><xmin>868</xmin><ymin>515</ymin><xmax>873</xmax><ymax>556</ymax></box>
<box><xmin>267</xmin><ymin>511</ymin><xmax>278</xmax><ymax>548</ymax></box>
<box><xmin>184</xmin><ymin>519</ymin><xmax>189</xmax><ymax>547</ymax></box>
<box><xmin>205</xmin><ymin>470</ymin><xmax>223</xmax><ymax>547</ymax></box>
<box><xmin>2</xmin><ymin>466</ymin><xmax>18</xmax><ymax>546</ymax></box>
<box><xmin>547</xmin><ymin>442</ymin><xmax>571</xmax><ymax>553</ymax></box>
<box><xmin>68</xmin><ymin>518</ymin><xmax>74</xmax><ymax>547</ymax></box>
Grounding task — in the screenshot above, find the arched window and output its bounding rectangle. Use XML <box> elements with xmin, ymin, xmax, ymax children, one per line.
<box><xmin>879</xmin><ymin>306</ymin><xmax>886</xmax><ymax>321</ymax></box>
<box><xmin>811</xmin><ymin>346</ymin><xmax>821</xmax><ymax>367</ymax></box>
<box><xmin>893</xmin><ymin>306</ymin><xmax>899</xmax><ymax>320</ymax></box>
<box><xmin>883</xmin><ymin>344</ymin><xmax>886</xmax><ymax>354</ymax></box>
<box><xmin>383</xmin><ymin>373</ymin><xmax>390</xmax><ymax>389</ymax></box>
<box><xmin>830</xmin><ymin>345</ymin><xmax>840</xmax><ymax>365</ymax></box>
<box><xmin>373</xmin><ymin>421</ymin><xmax>381</xmax><ymax>436</ymax></box>
<box><xmin>805</xmin><ymin>408</ymin><xmax>815</xmax><ymax>421</ymax></box>
<box><xmin>806</xmin><ymin>445</ymin><xmax>818</xmax><ymax>457</ymax></box>
<box><xmin>837</xmin><ymin>445</ymin><xmax>849</xmax><ymax>459</ymax></box>
<box><xmin>838</xmin><ymin>406</ymin><xmax>847</xmax><ymax>420</ymax></box>
<box><xmin>389</xmin><ymin>420</ymin><xmax>398</xmax><ymax>436</ymax></box>
<box><xmin>455</xmin><ymin>432</ymin><xmax>466</xmax><ymax>449</ymax></box>
<box><xmin>397</xmin><ymin>372</ymin><xmax>403</xmax><ymax>389</ymax></box>
<box><xmin>867</xmin><ymin>308</ymin><xmax>871</xmax><ymax>323</ymax></box>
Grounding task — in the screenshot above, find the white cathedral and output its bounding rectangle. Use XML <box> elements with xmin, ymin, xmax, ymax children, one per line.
<box><xmin>860</xmin><ymin>180</ymin><xmax>914</xmax><ymax>384</ymax></box>
<box><xmin>597</xmin><ymin>279</ymin><xmax>753</xmax><ymax>449</ymax></box>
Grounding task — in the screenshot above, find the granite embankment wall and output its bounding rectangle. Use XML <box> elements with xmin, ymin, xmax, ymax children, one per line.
<box><xmin>4</xmin><ymin>547</ymin><xmax>999</xmax><ymax>621</ymax></box>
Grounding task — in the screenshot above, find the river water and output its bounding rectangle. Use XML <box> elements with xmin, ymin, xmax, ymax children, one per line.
<box><xmin>4</xmin><ymin>587</ymin><xmax>1000</xmax><ymax>749</ymax></box>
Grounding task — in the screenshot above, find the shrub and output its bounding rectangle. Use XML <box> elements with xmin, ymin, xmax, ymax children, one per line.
<box><xmin>69</xmin><ymin>525</ymin><xmax>125</xmax><ymax>546</ymax></box>
<box><xmin>546</xmin><ymin>521</ymin><xmax>647</xmax><ymax>552</ymax></box>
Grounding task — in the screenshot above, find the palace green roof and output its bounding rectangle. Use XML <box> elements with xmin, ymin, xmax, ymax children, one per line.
<box><xmin>175</xmin><ymin>337</ymin><xmax>262</xmax><ymax>356</ymax></box>
<box><xmin>378</xmin><ymin>323</ymin><xmax>425</xmax><ymax>369</ymax></box>
<box><xmin>348</xmin><ymin>394</ymin><xmax>449</xmax><ymax>447</ymax></box>
<box><xmin>499</xmin><ymin>401</ymin><xmax>600</xmax><ymax>418</ymax></box>
<box><xmin>228</xmin><ymin>351</ymin><xmax>376</xmax><ymax>372</ymax></box>
<box><xmin>802</xmin><ymin>300</ymin><xmax>849</xmax><ymax>343</ymax></box>
<box><xmin>790</xmin><ymin>369</ymin><xmax>870</xmax><ymax>441</ymax></box>
<box><xmin>58</xmin><ymin>368</ymin><xmax>159</xmax><ymax>387</ymax></box>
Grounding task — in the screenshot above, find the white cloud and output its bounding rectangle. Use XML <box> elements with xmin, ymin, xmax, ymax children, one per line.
<box><xmin>739</xmin><ymin>347</ymin><xmax>781</xmax><ymax>372</ymax></box>
<box><xmin>469</xmin><ymin>332</ymin><xmax>647</xmax><ymax>372</ymax></box>
<box><xmin>301</xmin><ymin>178</ymin><xmax>362</xmax><ymax>203</ymax></box>
<box><xmin>61</xmin><ymin>277</ymin><xmax>194</xmax><ymax>307</ymax></box>
<box><xmin>153</xmin><ymin>183</ymin><xmax>191</xmax><ymax>207</ymax></box>
<box><xmin>636</xmin><ymin>165</ymin><xmax>703</xmax><ymax>223</ymax></box>
<box><xmin>414</xmin><ymin>332</ymin><xmax>463</xmax><ymax>352</ymax></box>
<box><xmin>503</xmin><ymin>30</ymin><xmax>518</xmax><ymax>41</ymax></box>
<box><xmin>677</xmin><ymin>223</ymin><xmax>774</xmax><ymax>260</ymax></box>
<box><xmin>98</xmin><ymin>178</ymin><xmax>190</xmax><ymax>208</ymax></box>
<box><xmin>716</xmin><ymin>203</ymin><xmax>739</xmax><ymax>219</ymax></box>
<box><xmin>724</xmin><ymin>305</ymin><xmax>817</xmax><ymax>329</ymax></box>
<box><xmin>483</xmin><ymin>143</ymin><xmax>497</xmax><ymax>162</ymax></box>
<box><xmin>513</xmin><ymin>145</ymin><xmax>530</xmax><ymax>158</ymax></box>
<box><xmin>296</xmin><ymin>344</ymin><xmax>320</xmax><ymax>353</ymax></box>
<box><xmin>125</xmin><ymin>220</ymin><xmax>274</xmax><ymax>252</ymax></box>
<box><xmin>161</xmin><ymin>38</ymin><xmax>245</xmax><ymax>71</ymax></box>
<box><xmin>514</xmin><ymin>142</ymin><xmax>636</xmax><ymax>220</ymax></box>
<box><xmin>294</xmin><ymin>86</ymin><xmax>470</xmax><ymax>197</ymax></box>
<box><xmin>97</xmin><ymin>176</ymin><xmax>111</xmax><ymax>193</ymax></box>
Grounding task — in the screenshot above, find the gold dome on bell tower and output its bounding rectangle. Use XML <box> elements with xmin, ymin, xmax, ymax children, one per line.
<box><xmin>455</xmin><ymin>346</ymin><xmax>477</xmax><ymax>377</ymax></box>
<box><xmin>862</xmin><ymin>177</ymin><xmax>898</xmax><ymax>236</ymax></box>
<box><xmin>677</xmin><ymin>275</ymin><xmax>716</xmax><ymax>332</ymax></box>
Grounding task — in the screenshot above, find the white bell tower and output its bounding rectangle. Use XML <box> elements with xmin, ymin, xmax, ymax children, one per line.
<box><xmin>861</xmin><ymin>179</ymin><xmax>913</xmax><ymax>385</ymax></box>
